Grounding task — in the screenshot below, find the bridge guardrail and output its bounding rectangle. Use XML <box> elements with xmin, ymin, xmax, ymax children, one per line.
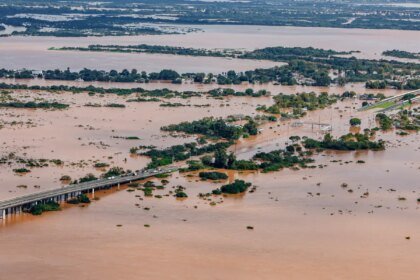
<box><xmin>0</xmin><ymin>167</ymin><xmax>177</xmax><ymax>210</ymax></box>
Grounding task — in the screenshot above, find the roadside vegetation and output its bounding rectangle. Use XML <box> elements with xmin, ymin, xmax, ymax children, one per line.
<box><xmin>30</xmin><ymin>201</ymin><xmax>61</xmax><ymax>215</ymax></box>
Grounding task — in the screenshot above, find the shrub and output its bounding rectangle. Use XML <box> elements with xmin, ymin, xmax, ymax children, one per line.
<box><xmin>30</xmin><ymin>201</ymin><xmax>61</xmax><ymax>215</ymax></box>
<box><xmin>349</xmin><ymin>118</ymin><xmax>361</xmax><ymax>126</ymax></box>
<box><xmin>13</xmin><ymin>168</ymin><xmax>30</xmax><ymax>173</ymax></box>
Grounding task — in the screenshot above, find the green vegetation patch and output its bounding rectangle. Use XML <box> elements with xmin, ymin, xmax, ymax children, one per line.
<box><xmin>218</xmin><ymin>180</ymin><xmax>252</xmax><ymax>194</ymax></box>
<box><xmin>0</xmin><ymin>101</ymin><xmax>69</xmax><ymax>109</ymax></box>
<box><xmin>199</xmin><ymin>171</ymin><xmax>228</xmax><ymax>180</ymax></box>
<box><xmin>67</xmin><ymin>194</ymin><xmax>91</xmax><ymax>204</ymax></box>
<box><xmin>30</xmin><ymin>201</ymin><xmax>61</xmax><ymax>215</ymax></box>
<box><xmin>303</xmin><ymin>133</ymin><xmax>385</xmax><ymax>151</ymax></box>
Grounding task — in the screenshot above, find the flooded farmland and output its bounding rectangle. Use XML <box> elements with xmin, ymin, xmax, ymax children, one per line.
<box><xmin>0</xmin><ymin>23</ymin><xmax>419</xmax><ymax>280</ymax></box>
<box><xmin>0</xmin><ymin>84</ymin><xmax>419</xmax><ymax>280</ymax></box>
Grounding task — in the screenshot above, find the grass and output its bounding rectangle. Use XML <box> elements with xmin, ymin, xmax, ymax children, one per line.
<box><xmin>370</xmin><ymin>101</ymin><xmax>395</xmax><ymax>110</ymax></box>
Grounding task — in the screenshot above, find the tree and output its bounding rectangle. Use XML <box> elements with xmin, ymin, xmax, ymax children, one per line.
<box><xmin>289</xmin><ymin>135</ymin><xmax>301</xmax><ymax>142</ymax></box>
<box><xmin>194</xmin><ymin>73</ymin><xmax>205</xmax><ymax>83</ymax></box>
<box><xmin>245</xmin><ymin>88</ymin><xmax>254</xmax><ymax>95</ymax></box>
<box><xmin>214</xmin><ymin>149</ymin><xmax>228</xmax><ymax>168</ymax></box>
<box><xmin>323</xmin><ymin>133</ymin><xmax>333</xmax><ymax>143</ymax></box>
<box><xmin>220</xmin><ymin>180</ymin><xmax>252</xmax><ymax>194</ymax></box>
<box><xmin>158</xmin><ymin>69</ymin><xmax>180</xmax><ymax>80</ymax></box>
<box><xmin>243</xmin><ymin>120</ymin><xmax>258</xmax><ymax>135</ymax></box>
<box><xmin>349</xmin><ymin>118</ymin><xmax>362</xmax><ymax>126</ymax></box>
<box><xmin>227</xmin><ymin>152</ymin><xmax>236</xmax><ymax>168</ymax></box>
<box><xmin>337</xmin><ymin>76</ymin><xmax>346</xmax><ymax>86</ymax></box>
<box><xmin>200</xmin><ymin>155</ymin><xmax>213</xmax><ymax>166</ymax></box>
<box><xmin>227</xmin><ymin>70</ymin><xmax>237</xmax><ymax>80</ymax></box>
<box><xmin>286</xmin><ymin>145</ymin><xmax>295</xmax><ymax>153</ymax></box>
<box><xmin>102</xmin><ymin>167</ymin><xmax>125</xmax><ymax>178</ymax></box>
<box><xmin>403</xmin><ymin>93</ymin><xmax>416</xmax><ymax>101</ymax></box>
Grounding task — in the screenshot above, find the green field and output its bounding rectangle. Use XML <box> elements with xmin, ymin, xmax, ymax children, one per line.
<box><xmin>370</xmin><ymin>101</ymin><xmax>396</xmax><ymax>110</ymax></box>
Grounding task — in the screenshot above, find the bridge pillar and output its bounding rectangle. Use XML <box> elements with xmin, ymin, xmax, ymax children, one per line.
<box><xmin>117</xmin><ymin>183</ymin><xmax>120</xmax><ymax>190</ymax></box>
<box><xmin>92</xmin><ymin>188</ymin><xmax>95</xmax><ymax>198</ymax></box>
<box><xmin>1</xmin><ymin>209</ymin><xmax>5</xmax><ymax>219</ymax></box>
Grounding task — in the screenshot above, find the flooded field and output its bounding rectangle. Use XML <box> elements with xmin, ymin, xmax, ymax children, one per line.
<box><xmin>0</xmin><ymin>99</ymin><xmax>419</xmax><ymax>280</ymax></box>
<box><xmin>0</xmin><ymin>25</ymin><xmax>419</xmax><ymax>72</ymax></box>
<box><xmin>0</xmin><ymin>85</ymin><xmax>419</xmax><ymax>280</ymax></box>
<box><xmin>0</xmin><ymin>89</ymin><xmax>274</xmax><ymax>199</ymax></box>
<box><xmin>1</xmin><ymin>24</ymin><xmax>419</xmax><ymax>280</ymax></box>
<box><xmin>0</xmin><ymin>77</ymin><xmax>410</xmax><ymax>97</ymax></box>
<box><xmin>0</xmin><ymin>86</ymin><xmax>416</xmax><ymax>199</ymax></box>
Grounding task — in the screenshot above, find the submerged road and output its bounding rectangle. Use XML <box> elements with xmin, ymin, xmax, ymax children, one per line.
<box><xmin>0</xmin><ymin>166</ymin><xmax>178</xmax><ymax>219</ymax></box>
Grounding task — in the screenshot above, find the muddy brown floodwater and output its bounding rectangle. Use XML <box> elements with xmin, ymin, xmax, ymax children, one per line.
<box><xmin>0</xmin><ymin>77</ymin><xmax>410</xmax><ymax>97</ymax></box>
<box><xmin>1</xmin><ymin>24</ymin><xmax>420</xmax><ymax>280</ymax></box>
<box><xmin>0</xmin><ymin>84</ymin><xmax>419</xmax><ymax>280</ymax></box>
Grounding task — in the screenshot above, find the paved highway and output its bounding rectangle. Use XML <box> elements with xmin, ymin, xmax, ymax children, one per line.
<box><xmin>0</xmin><ymin>166</ymin><xmax>177</xmax><ymax>218</ymax></box>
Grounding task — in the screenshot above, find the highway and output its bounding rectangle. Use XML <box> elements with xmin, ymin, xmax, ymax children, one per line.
<box><xmin>358</xmin><ymin>89</ymin><xmax>420</xmax><ymax>111</ymax></box>
<box><xmin>0</xmin><ymin>166</ymin><xmax>177</xmax><ymax>219</ymax></box>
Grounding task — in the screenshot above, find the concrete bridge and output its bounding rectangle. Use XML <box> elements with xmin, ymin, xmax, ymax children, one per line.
<box><xmin>0</xmin><ymin>166</ymin><xmax>177</xmax><ymax>219</ymax></box>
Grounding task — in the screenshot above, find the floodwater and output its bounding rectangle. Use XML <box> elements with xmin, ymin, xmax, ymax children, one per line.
<box><xmin>0</xmin><ymin>87</ymin><xmax>416</xmax><ymax>199</ymax></box>
<box><xmin>0</xmin><ymin>25</ymin><xmax>420</xmax><ymax>72</ymax></box>
<box><xmin>0</xmin><ymin>87</ymin><xmax>419</xmax><ymax>279</ymax></box>
<box><xmin>0</xmin><ymin>89</ymin><xmax>274</xmax><ymax>199</ymax></box>
<box><xmin>0</xmin><ymin>77</ymin><xmax>410</xmax><ymax>97</ymax></box>
<box><xmin>1</xmin><ymin>25</ymin><xmax>420</xmax><ymax>279</ymax></box>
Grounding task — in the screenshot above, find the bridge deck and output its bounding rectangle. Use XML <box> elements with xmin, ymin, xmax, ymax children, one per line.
<box><xmin>0</xmin><ymin>167</ymin><xmax>177</xmax><ymax>212</ymax></box>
